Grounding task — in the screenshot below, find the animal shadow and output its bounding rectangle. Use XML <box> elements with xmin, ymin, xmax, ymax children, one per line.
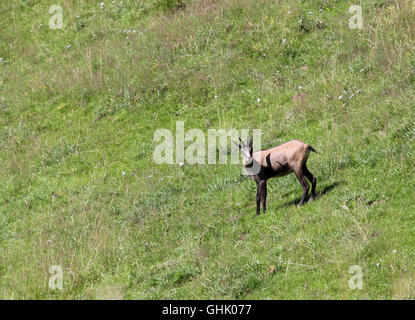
<box><xmin>277</xmin><ymin>181</ymin><xmax>343</xmax><ymax>209</ymax></box>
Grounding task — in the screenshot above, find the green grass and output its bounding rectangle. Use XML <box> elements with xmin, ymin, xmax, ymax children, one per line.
<box><xmin>1</xmin><ymin>0</ymin><xmax>415</xmax><ymax>299</ymax></box>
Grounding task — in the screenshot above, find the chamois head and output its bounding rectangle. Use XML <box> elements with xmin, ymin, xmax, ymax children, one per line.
<box><xmin>237</xmin><ymin>136</ymin><xmax>253</xmax><ymax>167</ymax></box>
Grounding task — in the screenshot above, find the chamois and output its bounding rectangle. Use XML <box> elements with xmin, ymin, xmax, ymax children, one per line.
<box><xmin>237</xmin><ymin>137</ymin><xmax>317</xmax><ymax>216</ymax></box>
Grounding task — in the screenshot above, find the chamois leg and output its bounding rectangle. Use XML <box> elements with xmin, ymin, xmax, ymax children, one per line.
<box><xmin>259</xmin><ymin>180</ymin><xmax>267</xmax><ymax>214</ymax></box>
<box><xmin>302</xmin><ymin>165</ymin><xmax>317</xmax><ymax>201</ymax></box>
<box><xmin>256</xmin><ymin>182</ymin><xmax>261</xmax><ymax>216</ymax></box>
<box><xmin>294</xmin><ymin>171</ymin><xmax>310</xmax><ymax>207</ymax></box>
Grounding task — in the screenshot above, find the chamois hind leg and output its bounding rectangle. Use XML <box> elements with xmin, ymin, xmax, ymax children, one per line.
<box><xmin>302</xmin><ymin>164</ymin><xmax>316</xmax><ymax>201</ymax></box>
<box><xmin>294</xmin><ymin>170</ymin><xmax>310</xmax><ymax>207</ymax></box>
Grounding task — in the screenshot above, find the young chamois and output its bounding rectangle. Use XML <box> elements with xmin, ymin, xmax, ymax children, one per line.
<box><xmin>237</xmin><ymin>137</ymin><xmax>317</xmax><ymax>216</ymax></box>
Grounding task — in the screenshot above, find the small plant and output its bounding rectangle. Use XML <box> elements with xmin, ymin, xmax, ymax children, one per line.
<box><xmin>154</xmin><ymin>0</ymin><xmax>187</xmax><ymax>11</ymax></box>
<box><xmin>297</xmin><ymin>15</ymin><xmax>314</xmax><ymax>34</ymax></box>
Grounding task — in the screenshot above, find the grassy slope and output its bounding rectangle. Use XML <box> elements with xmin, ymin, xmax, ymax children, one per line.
<box><xmin>1</xmin><ymin>0</ymin><xmax>415</xmax><ymax>299</ymax></box>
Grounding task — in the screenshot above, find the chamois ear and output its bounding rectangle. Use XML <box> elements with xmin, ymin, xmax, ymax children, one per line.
<box><xmin>234</xmin><ymin>141</ymin><xmax>241</xmax><ymax>150</ymax></box>
<box><xmin>248</xmin><ymin>136</ymin><xmax>253</xmax><ymax>155</ymax></box>
<box><xmin>238</xmin><ymin>137</ymin><xmax>245</xmax><ymax>147</ymax></box>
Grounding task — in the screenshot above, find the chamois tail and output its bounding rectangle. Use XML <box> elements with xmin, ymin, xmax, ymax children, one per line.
<box><xmin>308</xmin><ymin>146</ymin><xmax>317</xmax><ymax>153</ymax></box>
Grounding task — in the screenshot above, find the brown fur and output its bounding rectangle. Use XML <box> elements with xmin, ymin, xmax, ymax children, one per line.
<box><xmin>239</xmin><ymin>139</ymin><xmax>317</xmax><ymax>216</ymax></box>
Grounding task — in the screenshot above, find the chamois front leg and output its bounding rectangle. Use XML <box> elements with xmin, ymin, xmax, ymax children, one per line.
<box><xmin>259</xmin><ymin>180</ymin><xmax>267</xmax><ymax>214</ymax></box>
<box><xmin>256</xmin><ymin>182</ymin><xmax>261</xmax><ymax>216</ymax></box>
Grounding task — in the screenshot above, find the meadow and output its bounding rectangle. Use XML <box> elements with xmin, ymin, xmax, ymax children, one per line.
<box><xmin>1</xmin><ymin>0</ymin><xmax>415</xmax><ymax>299</ymax></box>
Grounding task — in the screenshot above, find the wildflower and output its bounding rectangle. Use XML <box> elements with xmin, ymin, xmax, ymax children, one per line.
<box><xmin>122</xmin><ymin>171</ymin><xmax>126</xmax><ymax>176</ymax></box>
<box><xmin>282</xmin><ymin>38</ymin><xmax>287</xmax><ymax>45</ymax></box>
<box><xmin>338</xmin><ymin>95</ymin><xmax>343</xmax><ymax>100</ymax></box>
<box><xmin>66</xmin><ymin>45</ymin><xmax>71</xmax><ymax>49</ymax></box>
<box><xmin>257</xmin><ymin>98</ymin><xmax>261</xmax><ymax>103</ymax></box>
<box><xmin>268</xmin><ymin>266</ymin><xmax>276</xmax><ymax>275</ymax></box>
<box><xmin>178</xmin><ymin>162</ymin><xmax>184</xmax><ymax>167</ymax></box>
